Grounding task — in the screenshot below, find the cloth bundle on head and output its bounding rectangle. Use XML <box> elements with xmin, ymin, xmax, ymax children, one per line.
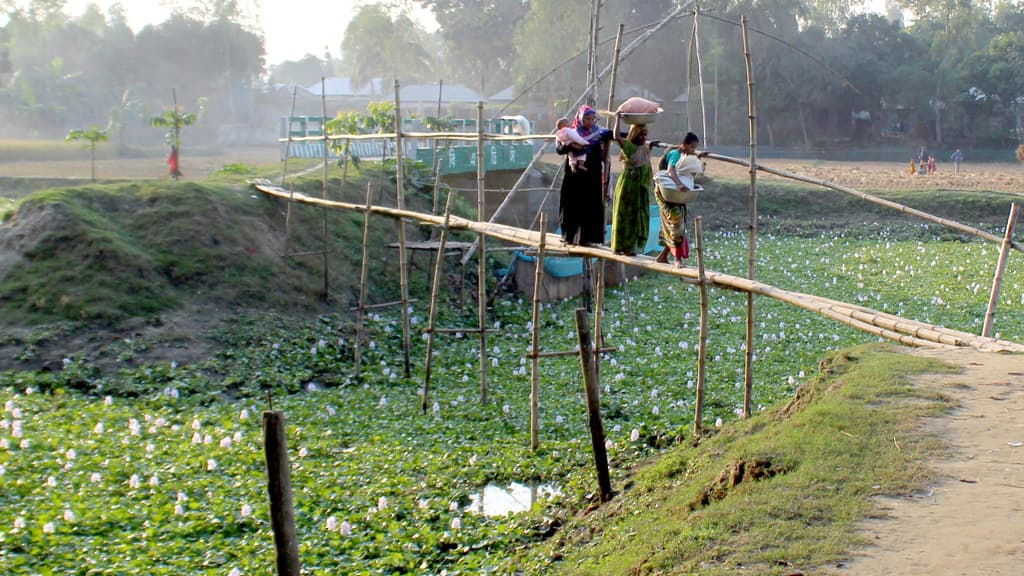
<box><xmin>616</xmin><ymin>97</ymin><xmax>660</xmax><ymax>114</ymax></box>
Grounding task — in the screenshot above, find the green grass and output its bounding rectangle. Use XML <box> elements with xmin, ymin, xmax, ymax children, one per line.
<box><xmin>519</xmin><ymin>345</ymin><xmax>955</xmax><ymax>575</ymax></box>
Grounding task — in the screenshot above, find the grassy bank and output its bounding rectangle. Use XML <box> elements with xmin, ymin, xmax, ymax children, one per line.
<box><xmin>518</xmin><ymin>345</ymin><xmax>954</xmax><ymax>574</ymax></box>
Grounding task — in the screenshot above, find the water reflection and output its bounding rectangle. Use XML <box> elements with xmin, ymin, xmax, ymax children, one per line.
<box><xmin>466</xmin><ymin>482</ymin><xmax>560</xmax><ymax>517</ymax></box>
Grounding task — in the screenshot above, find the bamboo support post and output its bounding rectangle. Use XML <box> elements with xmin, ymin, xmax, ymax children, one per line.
<box><xmin>575</xmin><ymin>308</ymin><xmax>612</xmax><ymax>503</ymax></box>
<box><xmin>422</xmin><ymin>191</ymin><xmax>454</xmax><ymax>412</ymax></box>
<box><xmin>320</xmin><ymin>77</ymin><xmax>330</xmax><ymax>301</ymax></box>
<box><xmin>251</xmin><ymin>182</ymin><xmax>1024</xmax><ymax>354</ymax></box>
<box><xmin>741</xmin><ymin>16</ymin><xmax>757</xmax><ymax>419</ymax></box>
<box><xmin>354</xmin><ymin>183</ymin><xmax>373</xmax><ymax>379</ymax></box>
<box><xmin>596</xmin><ymin>23</ymin><xmax>623</xmax><ymax>355</ymax></box>
<box><xmin>983</xmin><ymin>202</ymin><xmax>1019</xmax><ymax>337</ymax></box>
<box><xmin>395</xmin><ymin>80</ymin><xmax>412</xmax><ymax>377</ymax></box>
<box><xmin>431</xmin><ymin>79</ymin><xmax>444</xmax><ymax>217</ymax></box>
<box><xmin>694</xmin><ymin>217</ymin><xmax>708</xmax><ymax>436</ymax></box>
<box><xmin>281</xmin><ymin>87</ymin><xmax>297</xmax><ymax>186</ymax></box>
<box><xmin>530</xmin><ymin>215</ymin><xmax>547</xmax><ymax>450</ymax></box>
<box><xmin>477</xmin><ymin>101</ymin><xmax>489</xmax><ymax>404</ymax></box>
<box><xmin>263</xmin><ymin>411</ymin><xmax>301</xmax><ymax>576</ymax></box>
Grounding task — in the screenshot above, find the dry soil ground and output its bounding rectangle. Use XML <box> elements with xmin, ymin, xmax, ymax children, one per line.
<box><xmin>839</xmin><ymin>348</ymin><xmax>1024</xmax><ymax>576</ymax></box>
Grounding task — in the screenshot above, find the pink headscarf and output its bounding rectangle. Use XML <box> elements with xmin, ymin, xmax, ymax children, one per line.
<box><xmin>572</xmin><ymin>105</ymin><xmax>598</xmax><ymax>137</ymax></box>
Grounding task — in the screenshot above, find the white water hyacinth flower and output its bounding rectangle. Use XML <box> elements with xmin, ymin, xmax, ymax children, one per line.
<box><xmin>630</xmin><ymin>428</ymin><xmax>641</xmax><ymax>442</ymax></box>
<box><xmin>42</xmin><ymin>522</ymin><xmax>55</xmax><ymax>534</ymax></box>
<box><xmin>239</xmin><ymin>409</ymin><xmax>249</xmax><ymax>421</ymax></box>
<box><xmin>432</xmin><ymin>402</ymin><xmax>440</xmax><ymax>415</ymax></box>
<box><xmin>652</xmin><ymin>406</ymin><xmax>660</xmax><ymax>416</ymax></box>
<box><xmin>451</xmin><ymin>517</ymin><xmax>462</xmax><ymax>530</ymax></box>
<box><xmin>340</xmin><ymin>520</ymin><xmax>352</xmax><ymax>536</ymax></box>
<box><xmin>207</xmin><ymin>459</ymin><xmax>218</xmax><ymax>472</ymax></box>
<box><xmin>177</xmin><ymin>492</ymin><xmax>188</xmax><ymax>503</ymax></box>
<box><xmin>128</xmin><ymin>419</ymin><xmax>140</xmax><ymax>435</ymax></box>
<box><xmin>191</xmin><ymin>432</ymin><xmax>202</xmax><ymax>445</ymax></box>
<box><xmin>149</xmin><ymin>475</ymin><xmax>159</xmax><ymax>487</ymax></box>
<box><xmin>93</xmin><ymin>422</ymin><xmax>105</xmax><ymax>434</ymax></box>
<box><xmin>103</xmin><ymin>396</ymin><xmax>113</xmax><ymax>406</ymax></box>
<box><xmin>129</xmin><ymin>474</ymin><xmax>140</xmax><ymax>489</ymax></box>
<box><xmin>3</xmin><ymin>400</ymin><xmax>13</xmax><ymax>412</ymax></box>
<box><xmin>0</xmin><ymin>464</ymin><xmax>5</xmax><ymax>475</ymax></box>
<box><xmin>191</xmin><ymin>419</ymin><xmax>201</xmax><ymax>431</ymax></box>
<box><xmin>174</xmin><ymin>503</ymin><xmax>185</xmax><ymax>515</ymax></box>
<box><xmin>326</xmin><ymin>516</ymin><xmax>337</xmax><ymax>531</ymax></box>
<box><xmin>203</xmin><ymin>434</ymin><xmax>214</xmax><ymax>445</ymax></box>
<box><xmin>228</xmin><ymin>568</ymin><xmax>242</xmax><ymax>576</ymax></box>
<box><xmin>233</xmin><ymin>431</ymin><xmax>242</xmax><ymax>443</ymax></box>
<box><xmin>240</xmin><ymin>504</ymin><xmax>252</xmax><ymax>518</ymax></box>
<box><xmin>219</xmin><ymin>437</ymin><xmax>232</xmax><ymax>449</ymax></box>
<box><xmin>325</xmin><ymin>405</ymin><xmax>336</xmax><ymax>416</ymax></box>
<box><xmin>90</xmin><ymin>472</ymin><xmax>101</xmax><ymax>483</ymax></box>
<box><xmin>13</xmin><ymin>517</ymin><xmax>25</xmax><ymax>529</ymax></box>
<box><xmin>298</xmin><ymin>447</ymin><xmax>308</xmax><ymax>458</ymax></box>
<box><xmin>63</xmin><ymin>509</ymin><xmax>74</xmax><ymax>522</ymax></box>
<box><xmin>715</xmin><ymin>418</ymin><xmax>724</xmax><ymax>428</ymax></box>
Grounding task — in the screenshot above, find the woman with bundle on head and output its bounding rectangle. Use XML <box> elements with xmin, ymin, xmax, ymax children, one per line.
<box><xmin>653</xmin><ymin>132</ymin><xmax>708</xmax><ymax>267</ymax></box>
<box><xmin>610</xmin><ymin>113</ymin><xmax>656</xmax><ymax>255</ymax></box>
<box><xmin>557</xmin><ymin>105</ymin><xmax>613</xmax><ymax>245</ymax></box>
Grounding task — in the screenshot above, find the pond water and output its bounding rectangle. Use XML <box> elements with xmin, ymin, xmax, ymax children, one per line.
<box><xmin>465</xmin><ymin>482</ymin><xmax>561</xmax><ymax>517</ymax></box>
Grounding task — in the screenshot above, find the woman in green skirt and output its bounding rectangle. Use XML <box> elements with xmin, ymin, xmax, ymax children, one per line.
<box><xmin>610</xmin><ymin>114</ymin><xmax>655</xmax><ymax>255</ymax></box>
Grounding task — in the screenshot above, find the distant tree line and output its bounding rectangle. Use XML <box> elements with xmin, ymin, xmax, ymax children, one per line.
<box><xmin>288</xmin><ymin>0</ymin><xmax>1022</xmax><ymax>149</ymax></box>
<box><xmin>0</xmin><ymin>0</ymin><xmax>263</xmax><ymax>142</ymax></box>
<box><xmin>3</xmin><ymin>0</ymin><xmax>1021</xmax><ymax>149</ymax></box>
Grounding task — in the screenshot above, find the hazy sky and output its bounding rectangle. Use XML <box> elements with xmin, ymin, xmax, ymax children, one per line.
<box><xmin>54</xmin><ymin>0</ymin><xmax>438</xmax><ymax>66</ymax></box>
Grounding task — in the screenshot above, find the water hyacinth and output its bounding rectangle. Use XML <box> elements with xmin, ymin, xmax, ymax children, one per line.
<box><xmin>326</xmin><ymin>516</ymin><xmax>337</xmax><ymax>531</ymax></box>
<box><xmin>240</xmin><ymin>504</ymin><xmax>252</xmax><ymax>517</ymax></box>
<box><xmin>340</xmin><ymin>520</ymin><xmax>352</xmax><ymax>536</ymax></box>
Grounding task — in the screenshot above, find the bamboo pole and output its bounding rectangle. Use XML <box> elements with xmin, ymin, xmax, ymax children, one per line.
<box><xmin>251</xmin><ymin>183</ymin><xmax>1024</xmax><ymax>354</ymax></box>
<box><xmin>529</xmin><ymin>347</ymin><xmax>616</xmax><ymax>359</ymax></box>
<box><xmin>354</xmin><ymin>183</ymin><xmax>373</xmax><ymax>379</ymax></box>
<box><xmin>694</xmin><ymin>217</ymin><xmax>708</xmax><ymax>436</ymax></box>
<box><xmin>576</xmin><ymin>308</ymin><xmax>612</xmax><ymax>503</ymax></box>
<box><xmin>741</xmin><ymin>16</ymin><xmax>757</xmax><ymax>419</ymax></box>
<box><xmin>431</xmin><ymin>80</ymin><xmax>444</xmax><ymax>217</ymax></box>
<box><xmin>395</xmin><ymin>80</ymin><xmax>412</xmax><ymax>377</ymax></box>
<box><xmin>422</xmin><ymin>190</ymin><xmax>454</xmax><ymax>413</ymax></box>
<box><xmin>687</xmin><ymin>21</ymin><xmax>695</xmax><ymax>130</ymax></box>
<box><xmin>694</xmin><ymin>4</ymin><xmax>708</xmax><ymax>138</ymax></box>
<box><xmin>983</xmin><ymin>202</ymin><xmax>1019</xmax><ymax>337</ymax></box>
<box><xmin>702</xmin><ymin>152</ymin><xmax>1024</xmax><ymax>254</ymax></box>
<box><xmin>477</xmin><ymin>101</ymin><xmax>489</xmax><ymax>404</ymax></box>
<box><xmin>530</xmin><ymin>214</ymin><xmax>547</xmax><ymax>451</ymax></box>
<box><xmin>596</xmin><ymin>23</ymin><xmax>624</xmax><ymax>355</ymax></box>
<box><xmin>320</xmin><ymin>77</ymin><xmax>330</xmax><ymax>301</ymax></box>
<box><xmin>282</xmin><ymin>88</ymin><xmax>298</xmax><ymax>257</ymax></box>
<box><xmin>263</xmin><ymin>411</ymin><xmax>301</xmax><ymax>576</ymax></box>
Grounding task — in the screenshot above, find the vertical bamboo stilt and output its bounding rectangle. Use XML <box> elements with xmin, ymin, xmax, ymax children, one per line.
<box><xmin>741</xmin><ymin>16</ymin><xmax>758</xmax><ymax>419</ymax></box>
<box><xmin>354</xmin><ymin>183</ymin><xmax>373</xmax><ymax>379</ymax></box>
<box><xmin>595</xmin><ymin>23</ymin><xmax>623</xmax><ymax>355</ymax></box>
<box><xmin>983</xmin><ymin>202</ymin><xmax>1019</xmax><ymax>337</ymax></box>
<box><xmin>283</xmin><ymin>88</ymin><xmax>298</xmax><ymax>256</ymax></box>
<box><xmin>686</xmin><ymin>21</ymin><xmax>696</xmax><ymax>130</ymax></box>
<box><xmin>431</xmin><ymin>79</ymin><xmax>444</xmax><ymax>217</ymax></box>
<box><xmin>263</xmin><ymin>411</ymin><xmax>301</xmax><ymax>576</ymax></box>
<box><xmin>477</xmin><ymin>101</ymin><xmax>489</xmax><ymax>404</ymax></box>
<box><xmin>320</xmin><ymin>77</ymin><xmax>330</xmax><ymax>301</ymax></box>
<box><xmin>422</xmin><ymin>191</ymin><xmax>454</xmax><ymax>412</ymax></box>
<box><xmin>395</xmin><ymin>79</ymin><xmax>412</xmax><ymax>377</ymax></box>
<box><xmin>530</xmin><ymin>214</ymin><xmax>547</xmax><ymax>450</ymax></box>
<box><xmin>694</xmin><ymin>217</ymin><xmax>708</xmax><ymax>436</ymax></box>
<box><xmin>576</xmin><ymin>308</ymin><xmax>611</xmax><ymax>504</ymax></box>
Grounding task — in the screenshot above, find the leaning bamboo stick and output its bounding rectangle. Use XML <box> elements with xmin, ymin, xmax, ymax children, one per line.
<box><xmin>354</xmin><ymin>183</ymin><xmax>373</xmax><ymax>379</ymax></box>
<box><xmin>530</xmin><ymin>214</ymin><xmax>546</xmax><ymax>451</ymax></box>
<box><xmin>395</xmin><ymin>80</ymin><xmax>412</xmax><ymax>377</ymax></box>
<box><xmin>252</xmin><ymin>183</ymin><xmax>1024</xmax><ymax>353</ymax></box>
<box><xmin>422</xmin><ymin>190</ymin><xmax>454</xmax><ymax>413</ymax></box>
<box><xmin>983</xmin><ymin>202</ymin><xmax>1019</xmax><ymax>337</ymax></box>
<box><xmin>741</xmin><ymin>15</ymin><xmax>757</xmax><ymax>419</ymax></box>
<box><xmin>694</xmin><ymin>217</ymin><xmax>708</xmax><ymax>436</ymax></box>
<box><xmin>477</xmin><ymin>102</ymin><xmax>489</xmax><ymax>405</ymax></box>
<box><xmin>703</xmin><ymin>153</ymin><xmax>1024</xmax><ymax>254</ymax></box>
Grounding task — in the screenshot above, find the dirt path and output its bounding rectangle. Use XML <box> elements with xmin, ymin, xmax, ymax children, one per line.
<box><xmin>838</xmin><ymin>348</ymin><xmax>1024</xmax><ymax>575</ymax></box>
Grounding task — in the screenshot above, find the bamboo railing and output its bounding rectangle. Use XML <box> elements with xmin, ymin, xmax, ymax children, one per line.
<box><xmin>251</xmin><ymin>180</ymin><xmax>1024</xmax><ymax>354</ymax></box>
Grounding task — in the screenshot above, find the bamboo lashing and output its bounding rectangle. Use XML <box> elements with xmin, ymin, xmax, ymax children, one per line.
<box><xmin>251</xmin><ymin>182</ymin><xmax>1024</xmax><ymax>354</ymax></box>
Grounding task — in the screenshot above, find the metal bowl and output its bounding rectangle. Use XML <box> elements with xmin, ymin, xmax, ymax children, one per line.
<box><xmin>617</xmin><ymin>109</ymin><xmax>664</xmax><ymax>125</ymax></box>
<box><xmin>660</xmin><ymin>185</ymin><xmax>702</xmax><ymax>205</ymax></box>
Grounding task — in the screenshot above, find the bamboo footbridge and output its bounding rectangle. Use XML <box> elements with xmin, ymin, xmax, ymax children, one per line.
<box><xmin>251</xmin><ymin>179</ymin><xmax>1024</xmax><ymax>354</ymax></box>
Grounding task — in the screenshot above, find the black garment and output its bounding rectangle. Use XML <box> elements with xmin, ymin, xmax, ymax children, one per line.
<box><xmin>558</xmin><ymin>130</ymin><xmax>611</xmax><ymax>244</ymax></box>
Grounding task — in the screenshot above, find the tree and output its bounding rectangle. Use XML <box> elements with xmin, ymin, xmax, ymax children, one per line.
<box><xmin>65</xmin><ymin>125</ymin><xmax>108</xmax><ymax>182</ymax></box>
<box><xmin>150</xmin><ymin>90</ymin><xmax>196</xmax><ymax>176</ymax></box>
<box><xmin>416</xmin><ymin>0</ymin><xmax>526</xmax><ymax>94</ymax></box>
<box><xmin>340</xmin><ymin>5</ymin><xmax>434</xmax><ymax>93</ymax></box>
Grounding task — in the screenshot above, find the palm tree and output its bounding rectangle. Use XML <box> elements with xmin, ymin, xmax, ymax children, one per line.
<box><xmin>65</xmin><ymin>126</ymin><xmax>109</xmax><ymax>182</ymax></box>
